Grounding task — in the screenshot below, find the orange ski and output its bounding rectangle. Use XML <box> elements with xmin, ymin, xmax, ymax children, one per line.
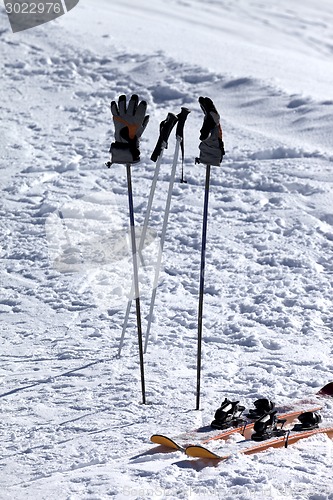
<box><xmin>150</xmin><ymin>381</ymin><xmax>333</xmax><ymax>451</ymax></box>
<box><xmin>185</xmin><ymin>425</ymin><xmax>333</xmax><ymax>459</ymax></box>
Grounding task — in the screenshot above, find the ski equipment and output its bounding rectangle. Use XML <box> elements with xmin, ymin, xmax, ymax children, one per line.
<box><xmin>150</xmin><ymin>112</ymin><xmax>178</xmax><ymax>162</ymax></box>
<box><xmin>185</xmin><ymin>425</ymin><xmax>333</xmax><ymax>459</ymax></box>
<box><xmin>185</xmin><ymin>383</ymin><xmax>333</xmax><ymax>459</ymax></box>
<box><xmin>245</xmin><ymin>398</ymin><xmax>275</xmax><ymax>419</ymax></box>
<box><xmin>150</xmin><ymin>405</ymin><xmax>322</xmax><ymax>451</ymax></box>
<box><xmin>107</xmin><ymin>94</ymin><xmax>149</xmax><ymax>404</ymax></box>
<box><xmin>175</xmin><ymin>108</ymin><xmax>189</xmax><ymax>183</ymax></box>
<box><xmin>195</xmin><ymin>97</ymin><xmax>225</xmax><ymax>410</ymax></box>
<box><xmin>126</xmin><ymin>164</ymin><xmax>146</xmax><ymax>404</ymax></box>
<box><xmin>144</xmin><ymin>107</ymin><xmax>190</xmax><ymax>353</ymax></box>
<box><xmin>108</xmin><ymin>94</ymin><xmax>149</xmax><ymax>165</ymax></box>
<box><xmin>195</xmin><ymin>96</ymin><xmax>225</xmax><ymax>166</ymax></box>
<box><xmin>317</xmin><ymin>382</ymin><xmax>333</xmax><ymax>397</ymax></box>
<box><xmin>251</xmin><ymin>411</ymin><xmax>287</xmax><ymax>442</ymax></box>
<box><xmin>211</xmin><ymin>398</ymin><xmax>246</xmax><ymax>429</ymax></box>
<box><xmin>118</xmin><ymin>112</ymin><xmax>178</xmax><ymax>357</ymax></box>
<box><xmin>150</xmin><ymin>381</ymin><xmax>333</xmax><ymax>450</ymax></box>
<box><xmin>293</xmin><ymin>411</ymin><xmax>322</xmax><ymax>431</ymax></box>
<box><xmin>196</xmin><ymin>163</ymin><xmax>210</xmax><ymax>410</ymax></box>
<box><xmin>176</xmin><ymin>107</ymin><xmax>190</xmax><ymax>183</ymax></box>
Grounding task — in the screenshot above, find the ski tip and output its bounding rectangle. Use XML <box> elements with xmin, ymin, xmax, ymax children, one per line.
<box><xmin>150</xmin><ymin>434</ymin><xmax>182</xmax><ymax>451</ymax></box>
<box><xmin>317</xmin><ymin>382</ymin><xmax>333</xmax><ymax>397</ymax></box>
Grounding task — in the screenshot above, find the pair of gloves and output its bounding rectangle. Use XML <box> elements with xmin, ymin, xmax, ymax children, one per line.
<box><xmin>108</xmin><ymin>94</ymin><xmax>225</xmax><ymax>166</ymax></box>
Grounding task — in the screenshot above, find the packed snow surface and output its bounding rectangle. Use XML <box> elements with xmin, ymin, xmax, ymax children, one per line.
<box><xmin>1</xmin><ymin>0</ymin><xmax>333</xmax><ymax>498</ymax></box>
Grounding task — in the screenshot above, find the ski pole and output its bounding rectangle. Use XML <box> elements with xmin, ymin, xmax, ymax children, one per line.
<box><xmin>196</xmin><ymin>164</ymin><xmax>211</xmax><ymax>411</ymax></box>
<box><xmin>180</xmin><ymin>160</ymin><xmax>187</xmax><ymax>184</ymax></box>
<box><xmin>195</xmin><ymin>96</ymin><xmax>225</xmax><ymax>410</ymax></box>
<box><xmin>178</xmin><ymin>113</ymin><xmax>188</xmax><ymax>184</ymax></box>
<box><xmin>117</xmin><ymin>151</ymin><xmax>163</xmax><ymax>357</ymax></box>
<box><xmin>144</xmin><ymin>107</ymin><xmax>190</xmax><ymax>353</ymax></box>
<box><xmin>126</xmin><ymin>164</ymin><xmax>146</xmax><ymax>405</ymax></box>
<box><xmin>144</xmin><ymin>138</ymin><xmax>180</xmax><ymax>353</ymax></box>
<box><xmin>118</xmin><ymin>113</ymin><xmax>178</xmax><ymax>357</ymax></box>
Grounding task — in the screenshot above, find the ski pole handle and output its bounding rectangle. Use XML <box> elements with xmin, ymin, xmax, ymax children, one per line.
<box><xmin>150</xmin><ymin>112</ymin><xmax>178</xmax><ymax>162</ymax></box>
<box><xmin>176</xmin><ymin>107</ymin><xmax>191</xmax><ymax>141</ymax></box>
<box><xmin>176</xmin><ymin>107</ymin><xmax>190</xmax><ymax>183</ymax></box>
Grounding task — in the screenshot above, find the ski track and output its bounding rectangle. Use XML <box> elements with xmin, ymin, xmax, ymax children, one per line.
<box><xmin>1</xmin><ymin>3</ymin><xmax>333</xmax><ymax>499</ymax></box>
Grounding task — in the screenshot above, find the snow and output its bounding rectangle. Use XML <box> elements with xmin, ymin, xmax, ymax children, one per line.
<box><xmin>1</xmin><ymin>0</ymin><xmax>333</xmax><ymax>498</ymax></box>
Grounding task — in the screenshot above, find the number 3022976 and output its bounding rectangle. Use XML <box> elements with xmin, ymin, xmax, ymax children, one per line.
<box><xmin>5</xmin><ymin>3</ymin><xmax>63</xmax><ymax>15</ymax></box>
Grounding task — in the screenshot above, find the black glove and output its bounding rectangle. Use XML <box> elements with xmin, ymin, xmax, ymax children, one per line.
<box><xmin>109</xmin><ymin>94</ymin><xmax>149</xmax><ymax>165</ymax></box>
<box><xmin>196</xmin><ymin>96</ymin><xmax>225</xmax><ymax>166</ymax></box>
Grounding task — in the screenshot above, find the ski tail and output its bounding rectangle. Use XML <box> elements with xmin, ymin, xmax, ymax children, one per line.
<box><xmin>317</xmin><ymin>382</ymin><xmax>333</xmax><ymax>397</ymax></box>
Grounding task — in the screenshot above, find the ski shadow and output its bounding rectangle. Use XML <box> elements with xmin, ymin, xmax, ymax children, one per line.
<box><xmin>174</xmin><ymin>458</ymin><xmax>221</xmax><ymax>471</ymax></box>
<box><xmin>196</xmin><ymin>425</ymin><xmax>213</xmax><ymax>433</ymax></box>
<box><xmin>130</xmin><ymin>444</ymin><xmax>178</xmax><ymax>460</ymax></box>
<box><xmin>130</xmin><ymin>446</ymin><xmax>221</xmax><ymax>471</ymax></box>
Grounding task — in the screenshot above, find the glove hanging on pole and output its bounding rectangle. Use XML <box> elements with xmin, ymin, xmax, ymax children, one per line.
<box><xmin>195</xmin><ymin>96</ymin><xmax>223</xmax><ymax>410</ymax></box>
<box><xmin>196</xmin><ymin>96</ymin><xmax>225</xmax><ymax>166</ymax></box>
<box><xmin>108</xmin><ymin>94</ymin><xmax>149</xmax><ymax>165</ymax></box>
<box><xmin>106</xmin><ymin>92</ymin><xmax>149</xmax><ymax>404</ymax></box>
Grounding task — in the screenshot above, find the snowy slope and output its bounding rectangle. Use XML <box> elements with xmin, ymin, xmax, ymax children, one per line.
<box><xmin>1</xmin><ymin>0</ymin><xmax>333</xmax><ymax>498</ymax></box>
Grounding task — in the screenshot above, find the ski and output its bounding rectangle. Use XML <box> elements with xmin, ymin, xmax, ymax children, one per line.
<box><xmin>150</xmin><ymin>405</ymin><xmax>322</xmax><ymax>451</ymax></box>
<box><xmin>150</xmin><ymin>381</ymin><xmax>333</xmax><ymax>451</ymax></box>
<box><xmin>150</xmin><ymin>434</ymin><xmax>184</xmax><ymax>451</ymax></box>
<box><xmin>185</xmin><ymin>425</ymin><xmax>333</xmax><ymax>460</ymax></box>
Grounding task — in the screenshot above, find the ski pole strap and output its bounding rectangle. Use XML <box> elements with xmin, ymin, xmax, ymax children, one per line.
<box><xmin>284</xmin><ymin>430</ymin><xmax>291</xmax><ymax>448</ymax></box>
<box><xmin>176</xmin><ymin>107</ymin><xmax>191</xmax><ymax>161</ymax></box>
<box><xmin>150</xmin><ymin>112</ymin><xmax>178</xmax><ymax>162</ymax></box>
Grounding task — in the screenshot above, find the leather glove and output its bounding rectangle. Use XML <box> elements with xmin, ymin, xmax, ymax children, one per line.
<box><xmin>109</xmin><ymin>94</ymin><xmax>149</xmax><ymax>165</ymax></box>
